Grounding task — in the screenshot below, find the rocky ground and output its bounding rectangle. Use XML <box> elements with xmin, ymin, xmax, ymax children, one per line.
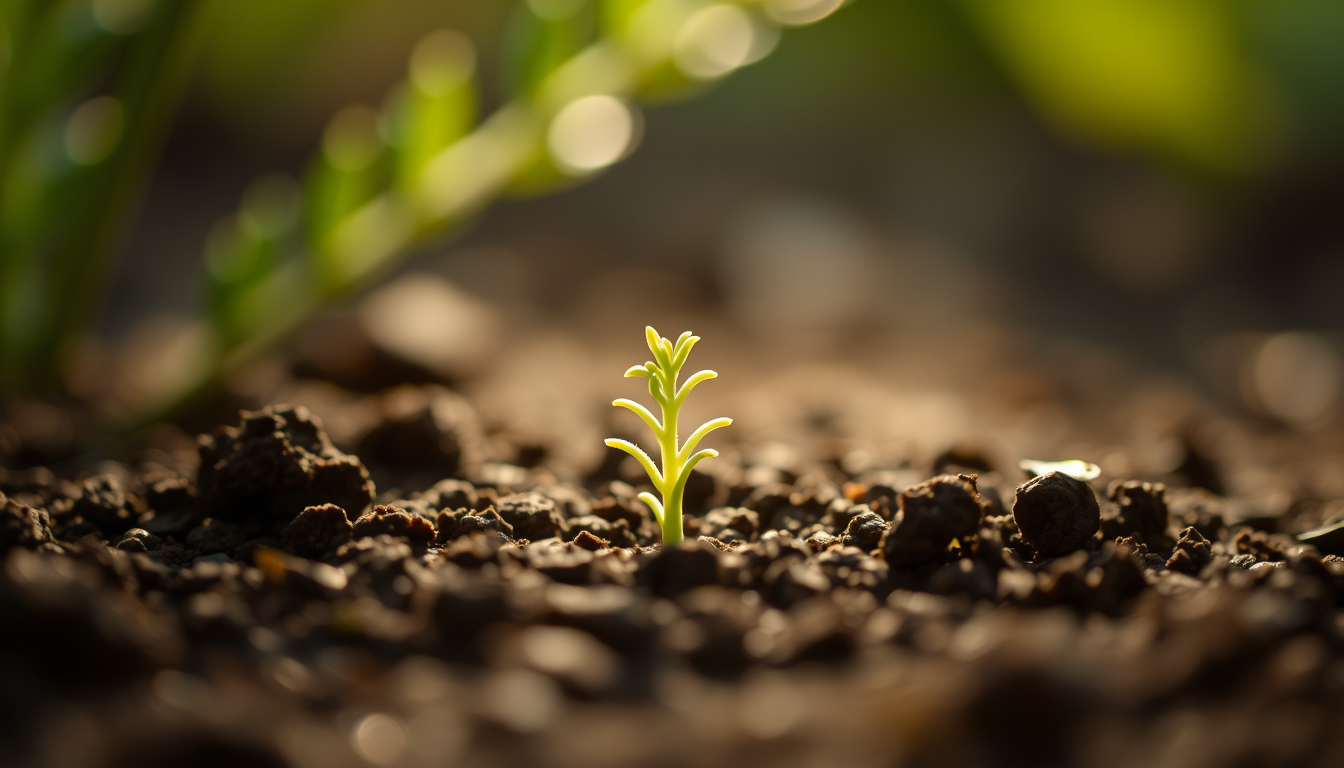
<box><xmin>4</xmin><ymin>376</ymin><xmax>1344</xmax><ymax>767</ymax></box>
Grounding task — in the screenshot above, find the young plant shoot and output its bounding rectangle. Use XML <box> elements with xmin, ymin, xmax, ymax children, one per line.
<box><xmin>605</xmin><ymin>327</ymin><xmax>731</xmax><ymax>545</ymax></box>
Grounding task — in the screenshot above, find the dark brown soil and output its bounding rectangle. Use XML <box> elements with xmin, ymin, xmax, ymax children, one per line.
<box><xmin>3</xmin><ymin>395</ymin><xmax>1344</xmax><ymax>768</ymax></box>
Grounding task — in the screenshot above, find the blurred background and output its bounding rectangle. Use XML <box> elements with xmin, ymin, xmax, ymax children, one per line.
<box><xmin>3</xmin><ymin>0</ymin><xmax>1344</xmax><ymax>499</ymax></box>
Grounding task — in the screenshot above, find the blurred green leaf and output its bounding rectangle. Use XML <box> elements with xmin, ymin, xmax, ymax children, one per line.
<box><xmin>391</xmin><ymin>30</ymin><xmax>478</xmax><ymax>194</ymax></box>
<box><xmin>502</xmin><ymin>0</ymin><xmax>598</xmax><ymax>100</ymax></box>
<box><xmin>965</xmin><ymin>0</ymin><xmax>1273</xmax><ymax>171</ymax></box>
<box><xmin>0</xmin><ymin>0</ymin><xmax>199</xmax><ymax>392</ymax></box>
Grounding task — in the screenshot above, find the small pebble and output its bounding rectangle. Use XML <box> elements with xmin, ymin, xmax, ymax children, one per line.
<box><xmin>1012</xmin><ymin>471</ymin><xmax>1100</xmax><ymax>557</ymax></box>
<box><xmin>841</xmin><ymin>509</ymin><xmax>888</xmax><ymax>552</ymax></box>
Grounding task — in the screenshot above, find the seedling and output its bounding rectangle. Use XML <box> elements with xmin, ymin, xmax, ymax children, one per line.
<box><xmin>606</xmin><ymin>327</ymin><xmax>731</xmax><ymax>545</ymax></box>
<box><xmin>1018</xmin><ymin>458</ymin><xmax>1100</xmax><ymax>481</ymax></box>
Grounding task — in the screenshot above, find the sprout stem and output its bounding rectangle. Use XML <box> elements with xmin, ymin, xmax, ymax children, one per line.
<box><xmin>606</xmin><ymin>326</ymin><xmax>730</xmax><ymax>545</ymax></box>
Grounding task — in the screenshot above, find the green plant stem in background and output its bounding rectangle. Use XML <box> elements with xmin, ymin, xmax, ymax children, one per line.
<box><xmin>0</xmin><ymin>0</ymin><xmax>847</xmax><ymax>418</ymax></box>
<box><xmin>0</xmin><ymin>0</ymin><xmax>200</xmax><ymax>393</ymax></box>
<box><xmin>606</xmin><ymin>327</ymin><xmax>731</xmax><ymax>545</ymax></box>
<box><xmin>169</xmin><ymin>0</ymin><xmax>837</xmax><ymax>424</ymax></box>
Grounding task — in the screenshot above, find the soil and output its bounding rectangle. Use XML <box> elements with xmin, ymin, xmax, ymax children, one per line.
<box><xmin>3</xmin><ymin>382</ymin><xmax>1344</xmax><ymax>768</ymax></box>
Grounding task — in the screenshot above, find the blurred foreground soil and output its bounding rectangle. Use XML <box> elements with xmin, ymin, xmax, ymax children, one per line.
<box><xmin>3</xmin><ymin>294</ymin><xmax>1344</xmax><ymax>768</ymax></box>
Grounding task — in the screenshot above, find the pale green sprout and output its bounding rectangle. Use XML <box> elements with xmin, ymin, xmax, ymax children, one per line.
<box><xmin>605</xmin><ymin>327</ymin><xmax>731</xmax><ymax>545</ymax></box>
<box><xmin>1019</xmin><ymin>458</ymin><xmax>1101</xmax><ymax>481</ymax></box>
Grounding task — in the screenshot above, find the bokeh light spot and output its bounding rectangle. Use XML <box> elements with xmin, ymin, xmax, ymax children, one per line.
<box><xmin>762</xmin><ymin>0</ymin><xmax>845</xmax><ymax>27</ymax></box>
<box><xmin>359</xmin><ymin>273</ymin><xmax>502</xmax><ymax>378</ymax></box>
<box><xmin>1250</xmin><ymin>333</ymin><xmax>1341</xmax><ymax>428</ymax></box>
<box><xmin>719</xmin><ymin>197</ymin><xmax>883</xmax><ymax>338</ymax></box>
<box><xmin>547</xmin><ymin>95</ymin><xmax>639</xmax><ymax>175</ymax></box>
<box><xmin>674</xmin><ymin>5</ymin><xmax>756</xmax><ymax>80</ymax></box>
<box><xmin>409</xmin><ymin>29</ymin><xmax>474</xmax><ymax>96</ymax></box>
<box><xmin>481</xmin><ymin>669</ymin><xmax>561</xmax><ymax>733</ymax></box>
<box><xmin>351</xmin><ymin>713</ymin><xmax>408</xmax><ymax>766</ymax></box>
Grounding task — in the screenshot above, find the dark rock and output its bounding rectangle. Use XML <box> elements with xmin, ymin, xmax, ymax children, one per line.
<box><xmin>842</xmin><ymin>509</ymin><xmax>888</xmax><ymax>552</ymax></box>
<box><xmin>1</xmin><ymin>492</ymin><xmax>54</xmax><ymax>551</ymax></box>
<box><xmin>1166</xmin><ymin>526</ymin><xmax>1213</xmax><ymax>574</ymax></box>
<box><xmin>1012</xmin><ymin>472</ymin><xmax>1100</xmax><ymax>557</ymax></box>
<box><xmin>114</xmin><ymin>528</ymin><xmax>161</xmax><ymax>553</ymax></box>
<box><xmin>881</xmin><ymin>474</ymin><xmax>983</xmax><ymax>566</ymax></box>
<box><xmin>699</xmin><ymin>507</ymin><xmax>759</xmax><ymax>542</ymax></box>
<box><xmin>435</xmin><ymin>507</ymin><xmax>513</xmax><ymax>544</ymax></box>
<box><xmin>281</xmin><ymin>503</ymin><xmax>353</xmax><ymax>559</ymax></box>
<box><xmin>69</xmin><ymin>475</ymin><xmax>140</xmax><ymax>534</ymax></box>
<box><xmin>1101</xmin><ymin>479</ymin><xmax>1169</xmax><ymax>541</ymax></box>
<box><xmin>494</xmin><ymin>492</ymin><xmax>563</xmax><ymax>542</ymax></box>
<box><xmin>353</xmin><ymin>504</ymin><xmax>436</xmax><ymax>544</ymax></box>
<box><xmin>804</xmin><ymin>531</ymin><xmax>838</xmax><ymax>552</ymax></box>
<box><xmin>197</xmin><ymin>405</ymin><xmax>374</xmax><ymax>524</ymax></box>
<box><xmin>423</xmin><ymin>478</ymin><xmax>479</xmax><ymax>512</ymax></box>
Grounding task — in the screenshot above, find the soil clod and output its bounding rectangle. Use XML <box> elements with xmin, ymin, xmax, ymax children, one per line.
<box><xmin>437</xmin><ymin>506</ymin><xmax>514</xmax><ymax>543</ymax></box>
<box><xmin>197</xmin><ymin>405</ymin><xmax>374</xmax><ymax>523</ymax></box>
<box><xmin>353</xmin><ymin>503</ymin><xmax>436</xmax><ymax>544</ymax></box>
<box><xmin>1013</xmin><ymin>471</ymin><xmax>1100</xmax><ymax>557</ymax></box>
<box><xmin>881</xmin><ymin>474</ymin><xmax>983</xmax><ymax>565</ymax></box>
<box><xmin>494</xmin><ymin>492</ymin><xmax>564</xmax><ymax>542</ymax></box>
<box><xmin>841</xmin><ymin>507</ymin><xmax>888</xmax><ymax>552</ymax></box>
<box><xmin>1166</xmin><ymin>526</ymin><xmax>1213</xmax><ymax>574</ymax></box>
